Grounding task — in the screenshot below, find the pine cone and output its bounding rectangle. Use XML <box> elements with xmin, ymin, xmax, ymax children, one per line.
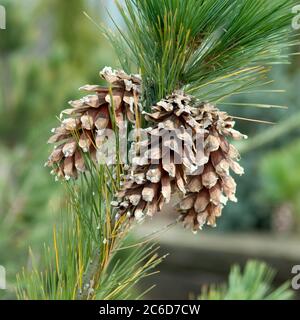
<box><xmin>114</xmin><ymin>92</ymin><xmax>246</xmax><ymax>230</ymax></box>
<box><xmin>46</xmin><ymin>67</ymin><xmax>141</xmax><ymax>180</ymax></box>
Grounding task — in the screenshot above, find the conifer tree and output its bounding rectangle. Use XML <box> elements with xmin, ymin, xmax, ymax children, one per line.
<box><xmin>18</xmin><ymin>0</ymin><xmax>297</xmax><ymax>299</ymax></box>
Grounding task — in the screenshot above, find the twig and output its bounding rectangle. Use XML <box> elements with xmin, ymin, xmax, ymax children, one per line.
<box><xmin>76</xmin><ymin>249</ymin><xmax>101</xmax><ymax>300</ymax></box>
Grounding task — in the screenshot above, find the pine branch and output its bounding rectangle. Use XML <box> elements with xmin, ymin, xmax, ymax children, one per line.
<box><xmin>16</xmin><ymin>174</ymin><xmax>164</xmax><ymax>300</ymax></box>
<box><xmin>106</xmin><ymin>0</ymin><xmax>296</xmax><ymax>104</ymax></box>
<box><xmin>17</xmin><ymin>98</ymin><xmax>163</xmax><ymax>300</ymax></box>
<box><xmin>198</xmin><ymin>260</ymin><xmax>294</xmax><ymax>300</ymax></box>
<box><xmin>17</xmin><ymin>0</ymin><xmax>298</xmax><ymax>300</ymax></box>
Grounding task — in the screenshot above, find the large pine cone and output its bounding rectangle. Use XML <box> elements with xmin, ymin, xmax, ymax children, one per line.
<box><xmin>46</xmin><ymin>67</ymin><xmax>141</xmax><ymax>180</ymax></box>
<box><xmin>114</xmin><ymin>92</ymin><xmax>246</xmax><ymax>231</ymax></box>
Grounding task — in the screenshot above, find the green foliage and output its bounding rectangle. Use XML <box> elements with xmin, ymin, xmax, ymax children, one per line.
<box><xmin>16</xmin><ymin>161</ymin><xmax>164</xmax><ymax>300</ymax></box>
<box><xmin>0</xmin><ymin>0</ymin><xmax>26</xmax><ymax>54</ymax></box>
<box><xmin>0</xmin><ymin>0</ymin><xmax>115</xmax><ymax>299</ymax></box>
<box><xmin>259</xmin><ymin>140</ymin><xmax>300</xmax><ymax>219</ymax></box>
<box><xmin>107</xmin><ymin>0</ymin><xmax>296</xmax><ymax>105</ymax></box>
<box><xmin>199</xmin><ymin>260</ymin><xmax>294</xmax><ymax>300</ymax></box>
<box><xmin>43</xmin><ymin>0</ymin><xmax>97</xmax><ymax>69</ymax></box>
<box><xmin>261</xmin><ymin>141</ymin><xmax>300</xmax><ymax>203</ymax></box>
<box><xmin>217</xmin><ymin>63</ymin><xmax>300</xmax><ymax>231</ymax></box>
<box><xmin>237</xmin><ymin>111</ymin><xmax>300</xmax><ymax>154</ymax></box>
<box><xmin>2</xmin><ymin>0</ymin><xmax>299</xmax><ymax>300</ymax></box>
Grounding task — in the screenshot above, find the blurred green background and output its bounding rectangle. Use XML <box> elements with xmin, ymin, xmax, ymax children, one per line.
<box><xmin>0</xmin><ymin>0</ymin><xmax>300</xmax><ymax>299</ymax></box>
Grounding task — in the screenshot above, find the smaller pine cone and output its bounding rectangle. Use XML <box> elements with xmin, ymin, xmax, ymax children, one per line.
<box><xmin>114</xmin><ymin>92</ymin><xmax>247</xmax><ymax>230</ymax></box>
<box><xmin>46</xmin><ymin>67</ymin><xmax>141</xmax><ymax>180</ymax></box>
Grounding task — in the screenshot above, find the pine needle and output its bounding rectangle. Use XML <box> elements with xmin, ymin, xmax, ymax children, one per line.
<box><xmin>220</xmin><ymin>102</ymin><xmax>288</xmax><ymax>109</ymax></box>
<box><xmin>230</xmin><ymin>116</ymin><xmax>276</xmax><ymax>125</ymax></box>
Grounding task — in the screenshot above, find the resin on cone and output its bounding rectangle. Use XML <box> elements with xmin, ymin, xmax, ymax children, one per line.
<box><xmin>46</xmin><ymin>67</ymin><xmax>141</xmax><ymax>180</ymax></box>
